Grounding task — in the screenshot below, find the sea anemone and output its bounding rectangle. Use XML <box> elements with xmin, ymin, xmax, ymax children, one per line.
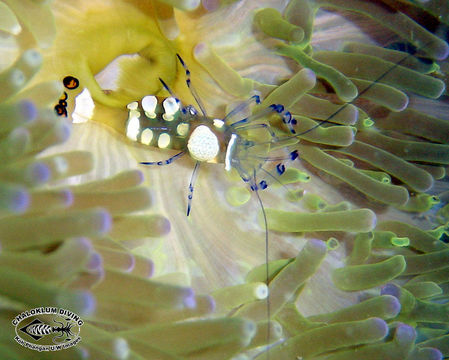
<box><xmin>1</xmin><ymin>0</ymin><xmax>448</xmax><ymax>359</ymax></box>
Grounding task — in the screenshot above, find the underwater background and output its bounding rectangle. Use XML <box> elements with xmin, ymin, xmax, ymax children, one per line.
<box><xmin>0</xmin><ymin>0</ymin><xmax>448</xmax><ymax>359</ymax></box>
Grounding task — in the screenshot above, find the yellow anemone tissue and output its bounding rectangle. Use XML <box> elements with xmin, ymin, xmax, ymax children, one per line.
<box><xmin>1</xmin><ymin>0</ymin><xmax>449</xmax><ymax>359</ymax></box>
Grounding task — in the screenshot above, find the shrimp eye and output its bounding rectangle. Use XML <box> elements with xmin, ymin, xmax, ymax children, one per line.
<box><xmin>63</xmin><ymin>76</ymin><xmax>79</xmax><ymax>90</ymax></box>
<box><xmin>54</xmin><ymin>104</ymin><xmax>67</xmax><ymax>117</ymax></box>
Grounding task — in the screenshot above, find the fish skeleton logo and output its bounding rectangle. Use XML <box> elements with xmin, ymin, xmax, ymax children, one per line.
<box><xmin>12</xmin><ymin>307</ymin><xmax>83</xmax><ymax>352</ymax></box>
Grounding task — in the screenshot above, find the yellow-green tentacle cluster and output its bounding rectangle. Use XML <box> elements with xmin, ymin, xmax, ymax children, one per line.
<box><xmin>1</xmin><ymin>0</ymin><xmax>448</xmax><ymax>359</ymax></box>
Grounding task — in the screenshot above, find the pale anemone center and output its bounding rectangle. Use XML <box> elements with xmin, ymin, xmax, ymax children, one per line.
<box><xmin>187</xmin><ymin>125</ymin><xmax>219</xmax><ymax>162</ymax></box>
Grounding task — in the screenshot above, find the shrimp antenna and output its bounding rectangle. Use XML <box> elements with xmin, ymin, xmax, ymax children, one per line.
<box><xmin>159</xmin><ymin>77</ymin><xmax>180</xmax><ymax>100</ymax></box>
<box><xmin>252</xmin><ymin>169</ymin><xmax>271</xmax><ymax>358</ymax></box>
<box><xmin>177</xmin><ymin>54</ymin><xmax>208</xmax><ymax>117</ymax></box>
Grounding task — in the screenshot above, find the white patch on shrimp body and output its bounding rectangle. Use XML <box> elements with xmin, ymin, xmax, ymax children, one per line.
<box><xmin>225</xmin><ymin>133</ymin><xmax>237</xmax><ymax>171</ymax></box>
<box><xmin>187</xmin><ymin>125</ymin><xmax>219</xmax><ymax>162</ymax></box>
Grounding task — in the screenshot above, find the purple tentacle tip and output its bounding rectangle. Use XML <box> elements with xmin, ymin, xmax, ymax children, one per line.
<box><xmin>31</xmin><ymin>163</ymin><xmax>51</xmax><ymax>184</ymax></box>
<box><xmin>20</xmin><ymin>100</ymin><xmax>38</xmax><ymax>122</ymax></box>
<box><xmin>184</xmin><ymin>288</ymin><xmax>197</xmax><ymax>309</ymax></box>
<box><xmin>370</xmin><ymin>318</ymin><xmax>388</xmax><ymax>338</ymax></box>
<box><xmin>417</xmin><ymin>348</ymin><xmax>444</xmax><ymax>360</ymax></box>
<box><xmin>308</xmin><ymin>239</ymin><xmax>327</xmax><ymax>253</ymax></box>
<box><xmin>76</xmin><ymin>237</ymin><xmax>93</xmax><ymax>252</ymax></box>
<box><xmin>134</xmin><ymin>170</ymin><xmax>145</xmax><ymax>185</ymax></box>
<box><xmin>10</xmin><ymin>188</ymin><xmax>29</xmax><ymax>213</ymax></box>
<box><xmin>159</xmin><ymin>217</ymin><xmax>171</xmax><ymax>235</ymax></box>
<box><xmin>97</xmin><ymin>210</ymin><xmax>112</xmax><ymax>234</ymax></box>
<box><xmin>206</xmin><ymin>295</ymin><xmax>216</xmax><ymax>312</ymax></box>
<box><xmin>381</xmin><ymin>283</ymin><xmax>401</xmax><ymax>298</ymax></box>
<box><xmin>125</xmin><ymin>254</ymin><xmax>135</xmax><ymax>273</ymax></box>
<box><xmin>395</xmin><ymin>323</ymin><xmax>416</xmax><ymax>344</ymax></box>
<box><xmin>142</xmin><ymin>259</ymin><xmax>154</xmax><ymax>278</ymax></box>
<box><xmin>437</xmin><ymin>41</ymin><xmax>449</xmax><ymax>61</ymax></box>
<box><xmin>79</xmin><ymin>291</ymin><xmax>96</xmax><ymax>317</ymax></box>
<box><xmin>61</xmin><ymin>188</ymin><xmax>74</xmax><ymax>206</ymax></box>
<box><xmin>75</xmin><ymin>346</ymin><xmax>89</xmax><ymax>359</ymax></box>
<box><xmin>87</xmin><ymin>252</ymin><xmax>103</xmax><ymax>271</ymax></box>
<box><xmin>202</xmin><ymin>0</ymin><xmax>219</xmax><ymax>11</ymax></box>
<box><xmin>57</xmin><ymin>122</ymin><xmax>71</xmax><ymax>143</ymax></box>
<box><xmin>385</xmin><ymin>295</ymin><xmax>401</xmax><ymax>317</ymax></box>
<box><xmin>428</xmin><ymin>348</ymin><xmax>443</xmax><ymax>360</ymax></box>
